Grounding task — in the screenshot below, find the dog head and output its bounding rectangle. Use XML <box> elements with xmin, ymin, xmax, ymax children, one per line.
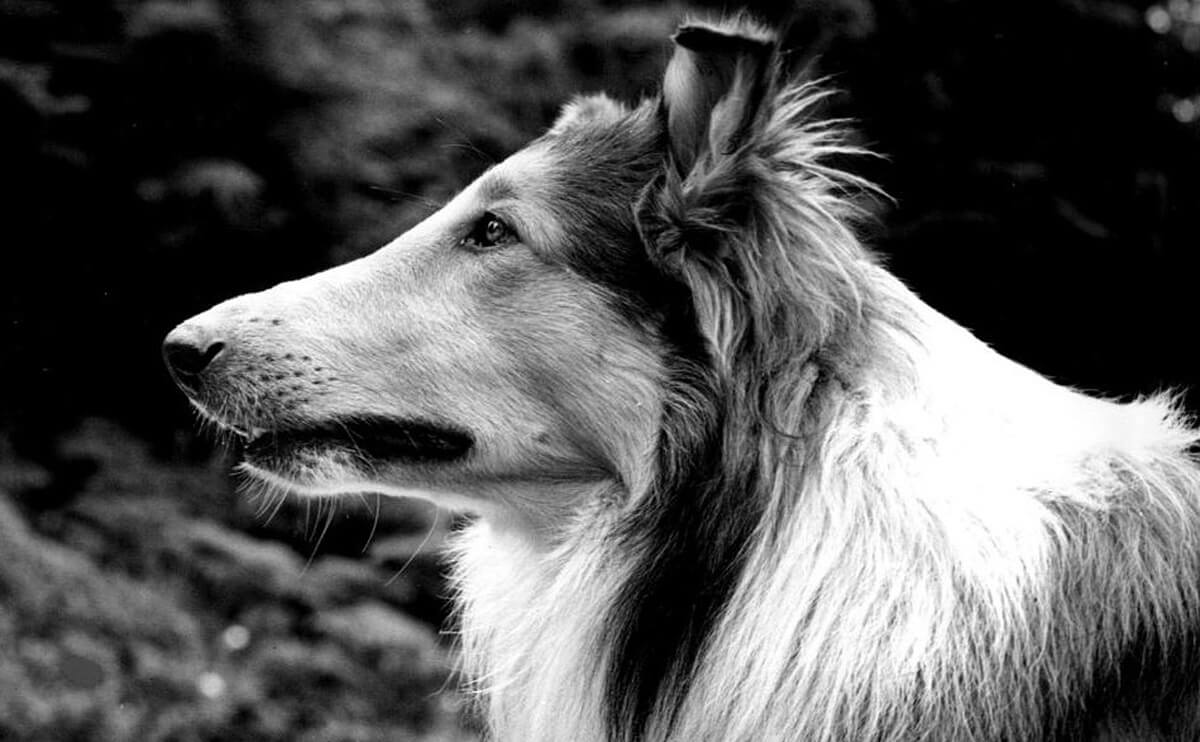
<box><xmin>164</xmin><ymin>18</ymin><xmax>805</xmax><ymax>532</ymax></box>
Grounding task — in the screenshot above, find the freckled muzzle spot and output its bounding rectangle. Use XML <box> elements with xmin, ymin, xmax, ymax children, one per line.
<box><xmin>180</xmin><ymin>336</ymin><xmax>338</xmax><ymax>433</ymax></box>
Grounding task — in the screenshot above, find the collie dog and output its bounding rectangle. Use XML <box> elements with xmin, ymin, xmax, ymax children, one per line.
<box><xmin>163</xmin><ymin>16</ymin><xmax>1200</xmax><ymax>742</ymax></box>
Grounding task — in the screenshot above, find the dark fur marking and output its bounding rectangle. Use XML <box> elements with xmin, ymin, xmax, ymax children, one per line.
<box><xmin>603</xmin><ymin>327</ymin><xmax>764</xmax><ymax>742</ymax></box>
<box><xmin>584</xmin><ymin>227</ymin><xmax>767</xmax><ymax>741</ymax></box>
<box><xmin>542</xmin><ymin>87</ymin><xmax>772</xmax><ymax>742</ymax></box>
<box><xmin>540</xmin><ymin>105</ymin><xmax>677</xmax><ymax>324</ymax></box>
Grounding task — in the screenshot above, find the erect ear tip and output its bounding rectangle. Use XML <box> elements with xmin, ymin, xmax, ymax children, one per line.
<box><xmin>672</xmin><ymin>16</ymin><xmax>776</xmax><ymax>53</ymax></box>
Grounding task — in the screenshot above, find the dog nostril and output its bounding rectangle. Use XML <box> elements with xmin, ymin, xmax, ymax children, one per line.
<box><xmin>163</xmin><ymin>339</ymin><xmax>224</xmax><ymax>375</ymax></box>
<box><xmin>162</xmin><ymin>329</ymin><xmax>226</xmax><ymax>392</ymax></box>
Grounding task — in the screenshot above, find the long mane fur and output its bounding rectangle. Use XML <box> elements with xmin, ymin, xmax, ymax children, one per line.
<box><xmin>449</xmin><ymin>16</ymin><xmax>1200</xmax><ymax>742</ymax></box>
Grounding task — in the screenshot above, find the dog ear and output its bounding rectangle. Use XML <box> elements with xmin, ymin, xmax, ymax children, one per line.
<box><xmin>637</xmin><ymin>18</ymin><xmax>777</xmax><ymax>275</ymax></box>
<box><xmin>636</xmin><ymin>18</ymin><xmax>783</xmax><ymax>370</ymax></box>
<box><xmin>662</xmin><ymin>18</ymin><xmax>776</xmax><ymax>176</ymax></box>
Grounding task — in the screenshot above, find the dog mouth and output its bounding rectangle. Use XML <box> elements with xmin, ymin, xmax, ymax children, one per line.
<box><xmin>209</xmin><ymin>413</ymin><xmax>474</xmax><ymax>467</ymax></box>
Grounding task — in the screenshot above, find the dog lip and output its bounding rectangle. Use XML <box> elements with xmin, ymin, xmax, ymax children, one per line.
<box><xmin>243</xmin><ymin>416</ymin><xmax>473</xmax><ymax>464</ymax></box>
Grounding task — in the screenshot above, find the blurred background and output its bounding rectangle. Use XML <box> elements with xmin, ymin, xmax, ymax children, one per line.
<box><xmin>1</xmin><ymin>0</ymin><xmax>1198</xmax><ymax>739</ymax></box>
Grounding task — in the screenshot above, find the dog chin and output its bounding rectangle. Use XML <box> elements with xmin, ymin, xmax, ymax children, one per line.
<box><xmin>237</xmin><ymin>453</ymin><xmax>480</xmax><ymax>513</ymax></box>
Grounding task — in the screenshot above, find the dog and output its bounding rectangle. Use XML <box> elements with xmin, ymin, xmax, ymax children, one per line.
<box><xmin>164</xmin><ymin>15</ymin><xmax>1200</xmax><ymax>742</ymax></box>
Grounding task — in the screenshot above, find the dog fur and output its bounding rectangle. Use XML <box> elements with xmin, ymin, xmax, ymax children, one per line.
<box><xmin>165</xmin><ymin>16</ymin><xmax>1200</xmax><ymax>742</ymax></box>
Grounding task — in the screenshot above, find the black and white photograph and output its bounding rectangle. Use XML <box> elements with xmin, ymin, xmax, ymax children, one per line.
<box><xmin>2</xmin><ymin>1</ymin><xmax>1200</xmax><ymax>740</ymax></box>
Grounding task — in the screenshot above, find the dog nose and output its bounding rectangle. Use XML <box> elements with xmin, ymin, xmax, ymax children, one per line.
<box><xmin>162</xmin><ymin>324</ymin><xmax>226</xmax><ymax>393</ymax></box>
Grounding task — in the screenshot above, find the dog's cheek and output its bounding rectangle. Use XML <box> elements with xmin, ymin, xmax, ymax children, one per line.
<box><xmin>521</xmin><ymin>317</ymin><xmax>663</xmax><ymax>484</ymax></box>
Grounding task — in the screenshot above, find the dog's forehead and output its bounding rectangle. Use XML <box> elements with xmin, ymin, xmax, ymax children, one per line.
<box><xmin>543</xmin><ymin>101</ymin><xmax>660</xmax><ymax>187</ymax></box>
<box><xmin>486</xmin><ymin>103</ymin><xmax>659</xmax><ymax>204</ymax></box>
<box><xmin>549</xmin><ymin>93</ymin><xmax>633</xmax><ymax>135</ymax></box>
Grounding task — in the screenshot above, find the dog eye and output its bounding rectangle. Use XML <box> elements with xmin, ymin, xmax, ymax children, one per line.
<box><xmin>461</xmin><ymin>212</ymin><xmax>517</xmax><ymax>250</ymax></box>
